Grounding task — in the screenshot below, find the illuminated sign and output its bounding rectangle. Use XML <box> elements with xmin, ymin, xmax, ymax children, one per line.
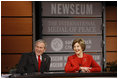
<box><xmin>42</xmin><ymin>2</ymin><xmax>102</xmax><ymax>17</ymax></box>
<box><xmin>40</xmin><ymin>1</ymin><xmax>103</xmax><ymax>71</ymax></box>
<box><xmin>43</xmin><ymin>36</ymin><xmax>102</xmax><ymax>52</ymax></box>
<box><xmin>42</xmin><ymin>18</ymin><xmax>102</xmax><ymax>34</ymax></box>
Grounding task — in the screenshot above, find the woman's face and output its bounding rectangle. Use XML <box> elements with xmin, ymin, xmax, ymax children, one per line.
<box><xmin>73</xmin><ymin>42</ymin><xmax>83</xmax><ymax>55</ymax></box>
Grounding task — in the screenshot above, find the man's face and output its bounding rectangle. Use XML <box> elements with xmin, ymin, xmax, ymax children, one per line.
<box><xmin>35</xmin><ymin>42</ymin><xmax>46</xmax><ymax>56</ymax></box>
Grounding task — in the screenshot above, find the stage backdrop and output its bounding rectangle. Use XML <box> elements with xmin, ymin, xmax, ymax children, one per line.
<box><xmin>35</xmin><ymin>1</ymin><xmax>105</xmax><ymax>71</ymax></box>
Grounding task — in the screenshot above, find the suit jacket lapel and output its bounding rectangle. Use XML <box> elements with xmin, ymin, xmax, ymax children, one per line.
<box><xmin>40</xmin><ymin>54</ymin><xmax>47</xmax><ymax>72</ymax></box>
<box><xmin>42</xmin><ymin>54</ymin><xmax>47</xmax><ymax>62</ymax></box>
<box><xmin>31</xmin><ymin>52</ymin><xmax>38</xmax><ymax>71</ymax></box>
<box><xmin>40</xmin><ymin>54</ymin><xmax>45</xmax><ymax>72</ymax></box>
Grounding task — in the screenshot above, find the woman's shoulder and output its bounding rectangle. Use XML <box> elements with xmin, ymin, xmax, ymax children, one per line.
<box><xmin>84</xmin><ymin>53</ymin><xmax>93</xmax><ymax>58</ymax></box>
<box><xmin>68</xmin><ymin>54</ymin><xmax>76</xmax><ymax>59</ymax></box>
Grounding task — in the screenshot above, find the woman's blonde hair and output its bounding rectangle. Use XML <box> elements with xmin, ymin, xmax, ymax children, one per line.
<box><xmin>72</xmin><ymin>38</ymin><xmax>86</xmax><ymax>51</ymax></box>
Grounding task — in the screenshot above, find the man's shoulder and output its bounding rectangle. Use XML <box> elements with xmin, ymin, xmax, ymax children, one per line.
<box><xmin>22</xmin><ymin>52</ymin><xmax>34</xmax><ymax>56</ymax></box>
<box><xmin>42</xmin><ymin>54</ymin><xmax>50</xmax><ymax>58</ymax></box>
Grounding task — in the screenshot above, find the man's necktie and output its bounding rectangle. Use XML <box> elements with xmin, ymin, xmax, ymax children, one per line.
<box><xmin>38</xmin><ymin>55</ymin><xmax>41</xmax><ymax>71</ymax></box>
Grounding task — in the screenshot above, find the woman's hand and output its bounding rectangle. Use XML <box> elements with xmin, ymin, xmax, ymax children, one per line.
<box><xmin>80</xmin><ymin>67</ymin><xmax>92</xmax><ymax>73</ymax></box>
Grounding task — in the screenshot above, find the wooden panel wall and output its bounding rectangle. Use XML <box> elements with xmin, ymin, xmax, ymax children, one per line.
<box><xmin>1</xmin><ymin>36</ymin><xmax>32</xmax><ymax>53</ymax></box>
<box><xmin>106</xmin><ymin>22</ymin><xmax>117</xmax><ymax>36</ymax></box>
<box><xmin>106</xmin><ymin>5</ymin><xmax>117</xmax><ymax>63</ymax></box>
<box><xmin>1</xmin><ymin>1</ymin><xmax>32</xmax><ymax>16</ymax></box>
<box><xmin>106</xmin><ymin>6</ymin><xmax>117</xmax><ymax>20</ymax></box>
<box><xmin>1</xmin><ymin>18</ymin><xmax>32</xmax><ymax>35</ymax></box>
<box><xmin>1</xmin><ymin>54</ymin><xmax>21</xmax><ymax>72</ymax></box>
<box><xmin>1</xmin><ymin>1</ymin><xmax>33</xmax><ymax>73</ymax></box>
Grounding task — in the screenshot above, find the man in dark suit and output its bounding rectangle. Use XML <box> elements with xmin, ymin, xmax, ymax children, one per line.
<box><xmin>16</xmin><ymin>39</ymin><xmax>51</xmax><ymax>73</ymax></box>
